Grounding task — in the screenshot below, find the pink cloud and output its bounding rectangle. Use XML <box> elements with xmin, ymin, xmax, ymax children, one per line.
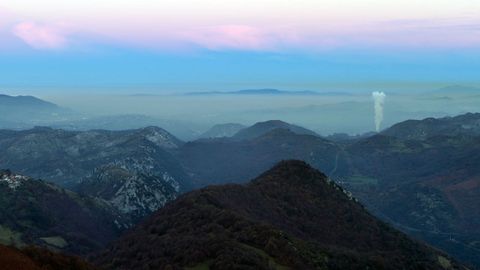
<box><xmin>180</xmin><ymin>24</ymin><xmax>299</xmax><ymax>51</ymax></box>
<box><xmin>12</xmin><ymin>21</ymin><xmax>67</xmax><ymax>49</ymax></box>
<box><xmin>0</xmin><ymin>9</ymin><xmax>13</xmax><ymax>29</ymax></box>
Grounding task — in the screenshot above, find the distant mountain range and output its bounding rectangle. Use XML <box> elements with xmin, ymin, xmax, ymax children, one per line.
<box><xmin>431</xmin><ymin>85</ymin><xmax>480</xmax><ymax>96</ymax></box>
<box><xmin>3</xmin><ymin>87</ymin><xmax>479</xmax><ymax>138</ymax></box>
<box><xmin>94</xmin><ymin>161</ymin><xmax>463</xmax><ymax>270</ymax></box>
<box><xmin>0</xmin><ymin>94</ymin><xmax>57</xmax><ymax>108</ymax></box>
<box><xmin>0</xmin><ymin>94</ymin><xmax>200</xmax><ymax>140</ymax></box>
<box><xmin>186</xmin><ymin>85</ymin><xmax>479</xmax><ymax>97</ymax></box>
<box><xmin>185</xmin><ymin>88</ymin><xmax>352</xmax><ymax>96</ymax></box>
<box><xmin>0</xmin><ymin>94</ymin><xmax>73</xmax><ymax>128</ymax></box>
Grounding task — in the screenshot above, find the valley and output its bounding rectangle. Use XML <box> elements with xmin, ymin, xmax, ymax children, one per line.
<box><xmin>0</xmin><ymin>95</ymin><xmax>479</xmax><ymax>268</ymax></box>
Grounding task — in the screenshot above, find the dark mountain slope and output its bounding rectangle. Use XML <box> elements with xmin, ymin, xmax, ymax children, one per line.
<box><xmin>232</xmin><ymin>120</ymin><xmax>318</xmax><ymax>140</ymax></box>
<box><xmin>0</xmin><ymin>126</ymin><xmax>186</xmax><ymax>186</ymax></box>
<box><xmin>180</xmin><ymin>129</ymin><xmax>346</xmax><ymax>186</ymax></box>
<box><xmin>0</xmin><ymin>126</ymin><xmax>192</xmax><ymax>220</ymax></box>
<box><xmin>345</xmin><ymin>133</ymin><xmax>480</xmax><ymax>267</ymax></box>
<box><xmin>0</xmin><ymin>169</ymin><xmax>130</xmax><ymax>255</ymax></box>
<box><xmin>0</xmin><ymin>244</ymin><xmax>97</xmax><ymax>270</ymax></box>
<box><xmin>180</xmin><ymin>114</ymin><xmax>480</xmax><ymax>267</ymax></box>
<box><xmin>345</xmin><ymin>133</ymin><xmax>480</xmax><ymax>231</ymax></box>
<box><xmin>76</xmin><ymin>165</ymin><xmax>178</xmax><ymax>222</ymax></box>
<box><xmin>199</xmin><ymin>123</ymin><xmax>246</xmax><ymax>138</ymax></box>
<box><xmin>382</xmin><ymin>113</ymin><xmax>480</xmax><ymax>140</ymax></box>
<box><xmin>95</xmin><ymin>161</ymin><xmax>462</xmax><ymax>270</ymax></box>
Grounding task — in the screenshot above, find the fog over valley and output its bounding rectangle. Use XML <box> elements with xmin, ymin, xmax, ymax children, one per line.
<box><xmin>11</xmin><ymin>85</ymin><xmax>479</xmax><ymax>139</ymax></box>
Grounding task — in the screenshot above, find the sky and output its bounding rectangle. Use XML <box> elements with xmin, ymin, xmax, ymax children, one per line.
<box><xmin>1</xmin><ymin>0</ymin><xmax>480</xmax><ymax>94</ymax></box>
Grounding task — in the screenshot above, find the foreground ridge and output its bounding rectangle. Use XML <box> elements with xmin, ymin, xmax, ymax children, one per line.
<box><xmin>95</xmin><ymin>160</ymin><xmax>463</xmax><ymax>270</ymax></box>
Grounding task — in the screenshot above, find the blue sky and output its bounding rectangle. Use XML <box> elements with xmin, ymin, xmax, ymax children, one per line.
<box><xmin>1</xmin><ymin>0</ymin><xmax>480</xmax><ymax>94</ymax></box>
<box><xmin>1</xmin><ymin>47</ymin><xmax>479</xmax><ymax>94</ymax></box>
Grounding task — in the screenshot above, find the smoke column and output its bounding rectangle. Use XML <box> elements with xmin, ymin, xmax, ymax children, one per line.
<box><xmin>372</xmin><ymin>91</ymin><xmax>386</xmax><ymax>132</ymax></box>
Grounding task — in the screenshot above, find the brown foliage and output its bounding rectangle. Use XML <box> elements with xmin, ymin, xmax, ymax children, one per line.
<box><xmin>94</xmin><ymin>161</ymin><xmax>463</xmax><ymax>269</ymax></box>
<box><xmin>0</xmin><ymin>244</ymin><xmax>98</xmax><ymax>270</ymax></box>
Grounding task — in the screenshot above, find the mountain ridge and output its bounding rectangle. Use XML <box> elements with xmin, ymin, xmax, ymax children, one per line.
<box><xmin>0</xmin><ymin>169</ymin><xmax>130</xmax><ymax>254</ymax></box>
<box><xmin>94</xmin><ymin>160</ymin><xmax>463</xmax><ymax>270</ymax></box>
<box><xmin>0</xmin><ymin>126</ymin><xmax>192</xmax><ymax>221</ymax></box>
<box><xmin>186</xmin><ymin>89</ymin><xmax>319</xmax><ymax>95</ymax></box>
<box><xmin>381</xmin><ymin>112</ymin><xmax>480</xmax><ymax>140</ymax></box>
<box><xmin>0</xmin><ymin>94</ymin><xmax>73</xmax><ymax>129</ymax></box>
<box><xmin>199</xmin><ymin>123</ymin><xmax>246</xmax><ymax>138</ymax></box>
<box><xmin>232</xmin><ymin>120</ymin><xmax>319</xmax><ymax>140</ymax></box>
<box><xmin>0</xmin><ymin>94</ymin><xmax>60</xmax><ymax>108</ymax></box>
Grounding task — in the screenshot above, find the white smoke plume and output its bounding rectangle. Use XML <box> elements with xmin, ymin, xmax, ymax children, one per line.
<box><xmin>372</xmin><ymin>91</ymin><xmax>386</xmax><ymax>132</ymax></box>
